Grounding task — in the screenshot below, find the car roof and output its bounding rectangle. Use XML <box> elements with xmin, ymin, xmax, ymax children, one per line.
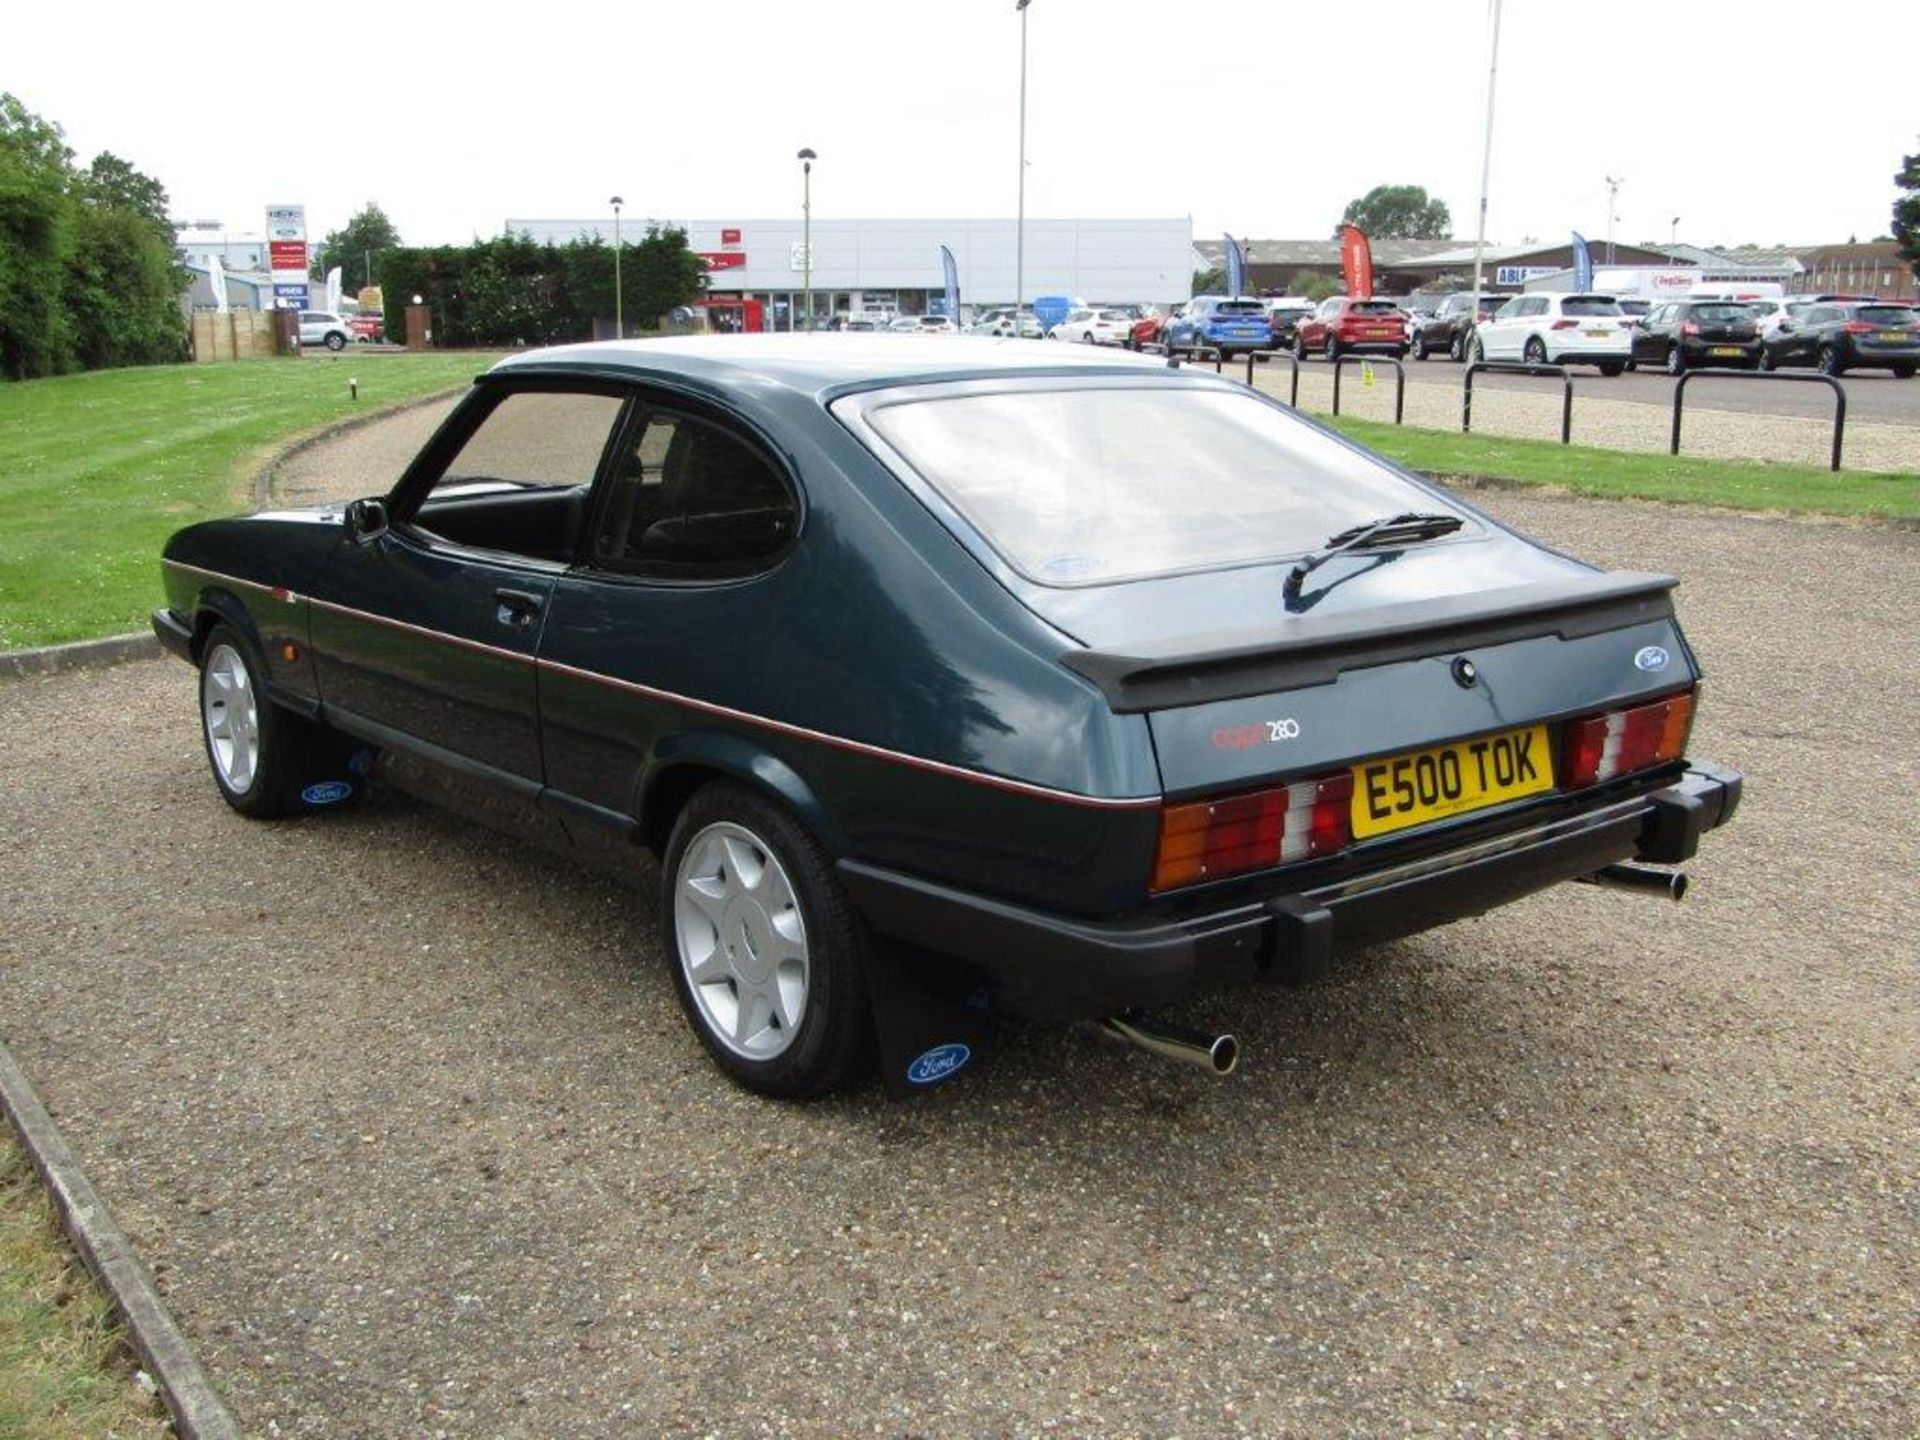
<box><xmin>488</xmin><ymin>333</ymin><xmax>1189</xmax><ymax>399</ymax></box>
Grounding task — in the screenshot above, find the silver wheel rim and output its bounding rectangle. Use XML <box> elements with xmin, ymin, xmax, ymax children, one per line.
<box><xmin>674</xmin><ymin>821</ymin><xmax>809</xmax><ymax>1061</ymax></box>
<box><xmin>201</xmin><ymin>642</ymin><xmax>259</xmax><ymax>794</ymax></box>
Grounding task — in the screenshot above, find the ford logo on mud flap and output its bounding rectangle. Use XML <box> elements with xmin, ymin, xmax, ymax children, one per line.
<box><xmin>300</xmin><ymin>780</ymin><xmax>355</xmax><ymax>806</ymax></box>
<box><xmin>906</xmin><ymin>1043</ymin><xmax>972</xmax><ymax>1086</ymax></box>
<box><xmin>1633</xmin><ymin>645</ymin><xmax>1671</xmax><ymax>672</ymax></box>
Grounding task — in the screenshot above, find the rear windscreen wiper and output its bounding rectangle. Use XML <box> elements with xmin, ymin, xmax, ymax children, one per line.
<box><xmin>1283</xmin><ymin>511</ymin><xmax>1465</xmax><ymax>600</ymax></box>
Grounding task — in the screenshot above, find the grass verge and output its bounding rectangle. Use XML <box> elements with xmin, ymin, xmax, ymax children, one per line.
<box><xmin>1323</xmin><ymin>415</ymin><xmax>1920</xmax><ymax>520</ymax></box>
<box><xmin>0</xmin><ymin>354</ymin><xmax>494</xmax><ymax>650</ymax></box>
<box><xmin>0</xmin><ymin>1134</ymin><xmax>172</xmax><ymax>1438</ymax></box>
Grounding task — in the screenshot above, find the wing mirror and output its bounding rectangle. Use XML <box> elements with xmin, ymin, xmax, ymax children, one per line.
<box><xmin>344</xmin><ymin>497</ymin><xmax>388</xmax><ymax>542</ymax></box>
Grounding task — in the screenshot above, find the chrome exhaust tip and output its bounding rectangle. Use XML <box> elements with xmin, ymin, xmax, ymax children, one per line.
<box><xmin>1100</xmin><ymin>1012</ymin><xmax>1239</xmax><ymax>1076</ymax></box>
<box><xmin>1579</xmin><ymin>863</ymin><xmax>1689</xmax><ymax>901</ymax></box>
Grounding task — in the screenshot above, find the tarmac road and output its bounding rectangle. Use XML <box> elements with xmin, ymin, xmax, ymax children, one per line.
<box><xmin>1</xmin><ymin>424</ymin><xmax>1917</xmax><ymax>1436</ymax></box>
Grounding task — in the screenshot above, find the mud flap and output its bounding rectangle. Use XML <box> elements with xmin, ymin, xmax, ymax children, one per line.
<box><xmin>294</xmin><ymin>736</ymin><xmax>376</xmax><ymax>810</ymax></box>
<box><xmin>860</xmin><ymin>943</ymin><xmax>996</xmax><ymax>1100</ymax></box>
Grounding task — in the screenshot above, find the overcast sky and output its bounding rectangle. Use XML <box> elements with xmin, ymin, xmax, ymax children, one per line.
<box><xmin>12</xmin><ymin>0</ymin><xmax>1916</xmax><ymax>252</ymax></box>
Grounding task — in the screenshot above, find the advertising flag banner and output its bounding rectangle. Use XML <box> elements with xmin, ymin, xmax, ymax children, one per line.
<box><xmin>1571</xmin><ymin>232</ymin><xmax>1594</xmax><ymax>294</ymax></box>
<box><xmin>208</xmin><ymin>255</ymin><xmax>229</xmax><ymax>313</ymax></box>
<box><xmin>1224</xmin><ymin>234</ymin><xmax>1247</xmax><ymax>297</ymax></box>
<box><xmin>1340</xmin><ymin>224</ymin><xmax>1374</xmax><ymax>298</ymax></box>
<box><xmin>940</xmin><ymin>245</ymin><xmax>960</xmax><ymax>323</ymax></box>
<box><xmin>325</xmin><ymin>266</ymin><xmax>343</xmax><ymax>315</ymax></box>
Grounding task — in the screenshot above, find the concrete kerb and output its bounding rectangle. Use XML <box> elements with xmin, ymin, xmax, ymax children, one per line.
<box><xmin>0</xmin><ymin>386</ymin><xmax>468</xmax><ymax>686</ymax></box>
<box><xmin>0</xmin><ymin>1039</ymin><xmax>244</xmax><ymax>1440</ymax></box>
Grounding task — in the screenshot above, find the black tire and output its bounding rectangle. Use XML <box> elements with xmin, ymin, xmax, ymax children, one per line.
<box><xmin>1665</xmin><ymin>344</ymin><xmax>1687</xmax><ymax>377</ymax></box>
<box><xmin>1448</xmin><ymin>331</ymin><xmax>1465</xmax><ymax>362</ymax></box>
<box><xmin>1292</xmin><ymin>334</ymin><xmax>1307</xmax><ymax>362</ymax></box>
<box><xmin>198</xmin><ymin>622</ymin><xmax>336</xmax><ymax>819</ymax></box>
<box><xmin>325</xmin><ymin>332</ymin><xmax>346</xmax><ymax>352</ymax></box>
<box><xmin>1895</xmin><ymin>365</ymin><xmax>1916</xmax><ymax>379</ymax></box>
<box><xmin>1815</xmin><ymin>345</ymin><xmax>1843</xmax><ymax>376</ymax></box>
<box><xmin>1412</xmin><ymin>336</ymin><xmax>1428</xmax><ymax>360</ymax></box>
<box><xmin>1598</xmin><ymin>361</ymin><xmax>1624</xmax><ymax>377</ymax></box>
<box><xmin>662</xmin><ymin>781</ymin><xmax>874</xmax><ymax>1099</ymax></box>
<box><xmin>1326</xmin><ymin>336</ymin><xmax>1342</xmax><ymax>362</ymax></box>
<box><xmin>1758</xmin><ymin>348</ymin><xmax>1777</xmax><ymax>372</ymax></box>
<box><xmin>1468</xmin><ymin>335</ymin><xmax>1485</xmax><ymax>364</ymax></box>
<box><xmin>1524</xmin><ymin>336</ymin><xmax>1548</xmax><ymax>366</ymax></box>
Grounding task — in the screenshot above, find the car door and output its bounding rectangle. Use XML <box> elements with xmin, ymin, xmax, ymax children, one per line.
<box><xmin>535</xmin><ymin>396</ymin><xmax>803</xmax><ymax>838</ymax></box>
<box><xmin>308</xmin><ymin>380</ymin><xmax>631</xmax><ymax>787</ymax></box>
<box><xmin>1482</xmin><ymin>297</ymin><xmax>1521</xmax><ymax>357</ymax></box>
<box><xmin>1633</xmin><ymin>305</ymin><xmax>1667</xmax><ymax>362</ymax></box>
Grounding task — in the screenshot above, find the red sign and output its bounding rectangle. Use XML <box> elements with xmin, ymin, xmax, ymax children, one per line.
<box><xmin>269</xmin><ymin>240</ymin><xmax>308</xmax><ymax>272</ymax></box>
<box><xmin>696</xmin><ymin>251</ymin><xmax>747</xmax><ymax>270</ymax></box>
<box><xmin>1340</xmin><ymin>224</ymin><xmax>1374</xmax><ymax>299</ymax></box>
<box><xmin>720</xmin><ymin>228</ymin><xmax>741</xmax><ymax>246</ymax></box>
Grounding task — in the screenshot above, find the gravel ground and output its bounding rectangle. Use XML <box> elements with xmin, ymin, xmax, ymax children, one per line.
<box><xmin>2</xmin><ymin>408</ymin><xmax>1917</xmax><ymax>1437</ymax></box>
<box><xmin>1243</xmin><ymin>362</ymin><xmax>1920</xmax><ymax>473</ymax></box>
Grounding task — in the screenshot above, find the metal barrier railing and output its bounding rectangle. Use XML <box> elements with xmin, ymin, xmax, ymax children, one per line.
<box><xmin>1329</xmin><ymin>354</ymin><xmax>1406</xmax><ymax>423</ymax></box>
<box><xmin>1243</xmin><ymin>350</ymin><xmax>1302</xmax><ymax>407</ymax></box>
<box><xmin>1671</xmin><ymin>371</ymin><xmax>1847</xmax><ymax>472</ymax></box>
<box><xmin>1463</xmin><ymin>361</ymin><xmax>1574</xmax><ymax>444</ymax></box>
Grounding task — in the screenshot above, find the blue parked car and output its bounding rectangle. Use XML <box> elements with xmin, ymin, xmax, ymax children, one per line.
<box><xmin>1165</xmin><ymin>296</ymin><xmax>1274</xmax><ymax>360</ymax></box>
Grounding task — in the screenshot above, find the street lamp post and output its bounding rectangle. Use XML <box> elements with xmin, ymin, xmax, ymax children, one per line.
<box><xmin>1468</xmin><ymin>0</ymin><xmax>1502</xmax><ymax>317</ymax></box>
<box><xmin>609</xmin><ymin>195</ymin><xmax>624</xmax><ymax>338</ymax></box>
<box><xmin>1015</xmin><ymin>0</ymin><xmax>1030</xmax><ymax>325</ymax></box>
<box><xmin>1604</xmin><ymin>175</ymin><xmax>1623</xmax><ymax>266</ymax></box>
<box><xmin>797</xmin><ymin>149</ymin><xmax>816</xmax><ymax>331</ymax></box>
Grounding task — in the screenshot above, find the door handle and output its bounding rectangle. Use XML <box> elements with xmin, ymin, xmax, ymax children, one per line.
<box><xmin>495</xmin><ymin>587</ymin><xmax>544</xmax><ymax>627</ymax></box>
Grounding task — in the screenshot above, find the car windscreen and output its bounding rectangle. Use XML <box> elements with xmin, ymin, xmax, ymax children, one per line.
<box><xmin>1858</xmin><ymin>306</ymin><xmax>1918</xmax><ymax>325</ymax></box>
<box><xmin>861</xmin><ymin>385</ymin><xmax>1464</xmax><ymax>587</ymax></box>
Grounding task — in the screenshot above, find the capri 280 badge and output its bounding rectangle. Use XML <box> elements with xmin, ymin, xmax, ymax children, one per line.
<box><xmin>1211</xmin><ymin>717</ymin><xmax>1302</xmax><ymax>750</ymax></box>
<box><xmin>1633</xmin><ymin>645</ymin><xmax>1671</xmax><ymax>672</ymax></box>
<box><xmin>906</xmin><ymin>1043</ymin><xmax>972</xmax><ymax>1086</ymax></box>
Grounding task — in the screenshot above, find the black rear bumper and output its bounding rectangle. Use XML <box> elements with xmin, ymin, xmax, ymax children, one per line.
<box><xmin>839</xmin><ymin>762</ymin><xmax>1741</xmax><ymax>1022</ymax></box>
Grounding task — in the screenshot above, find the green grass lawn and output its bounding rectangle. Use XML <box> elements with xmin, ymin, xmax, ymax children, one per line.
<box><xmin>0</xmin><ymin>1137</ymin><xmax>172</xmax><ymax>1438</ymax></box>
<box><xmin>1325</xmin><ymin>415</ymin><xmax>1920</xmax><ymax>520</ymax></box>
<box><xmin>0</xmin><ymin>355</ymin><xmax>493</xmax><ymax>650</ymax></box>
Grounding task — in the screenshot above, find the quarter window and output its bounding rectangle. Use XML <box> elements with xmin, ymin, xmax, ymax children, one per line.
<box><xmin>588</xmin><ymin>410</ymin><xmax>797</xmax><ymax>579</ymax></box>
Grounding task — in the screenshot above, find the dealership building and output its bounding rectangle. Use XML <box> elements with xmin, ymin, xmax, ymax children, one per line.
<box><xmin>506</xmin><ymin>216</ymin><xmax>1195</xmax><ymax>324</ymax></box>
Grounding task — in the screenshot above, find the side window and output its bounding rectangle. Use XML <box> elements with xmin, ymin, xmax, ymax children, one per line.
<box><xmin>410</xmin><ymin>389</ymin><xmax>626</xmax><ymax>564</ymax></box>
<box><xmin>588</xmin><ymin>409</ymin><xmax>797</xmax><ymax>579</ymax></box>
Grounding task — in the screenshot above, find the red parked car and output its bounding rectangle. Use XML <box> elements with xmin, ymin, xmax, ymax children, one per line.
<box><xmin>1293</xmin><ymin>297</ymin><xmax>1409</xmax><ymax>360</ymax></box>
<box><xmin>1126</xmin><ymin>307</ymin><xmax>1173</xmax><ymax>351</ymax></box>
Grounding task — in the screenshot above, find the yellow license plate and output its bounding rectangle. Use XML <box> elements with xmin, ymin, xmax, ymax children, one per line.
<box><xmin>1710</xmin><ymin>346</ymin><xmax>1743</xmax><ymax>356</ymax></box>
<box><xmin>1351</xmin><ymin>724</ymin><xmax>1555</xmax><ymax>839</ymax></box>
<box><xmin>1585</xmin><ymin>330</ymin><xmax>1611</xmax><ymax>339</ymax></box>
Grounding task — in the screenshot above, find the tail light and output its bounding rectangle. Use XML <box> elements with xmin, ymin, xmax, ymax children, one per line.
<box><xmin>1681</xmin><ymin>321</ymin><xmax>1701</xmax><ymax>336</ymax></box>
<box><xmin>1561</xmin><ymin>691</ymin><xmax>1695</xmax><ymax>790</ymax></box>
<box><xmin>1152</xmin><ymin>771</ymin><xmax>1353</xmax><ymax>892</ymax></box>
<box><xmin>1550</xmin><ymin>319</ymin><xmax>1578</xmax><ymax>330</ymax></box>
<box><xmin>1842</xmin><ymin>321</ymin><xmax>1874</xmax><ymax>334</ymax></box>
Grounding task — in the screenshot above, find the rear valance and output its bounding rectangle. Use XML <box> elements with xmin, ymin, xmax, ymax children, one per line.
<box><xmin>1060</xmin><ymin>572</ymin><xmax>1678</xmax><ymax>712</ymax></box>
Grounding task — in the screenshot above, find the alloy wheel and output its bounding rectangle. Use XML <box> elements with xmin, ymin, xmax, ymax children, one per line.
<box><xmin>201</xmin><ymin>643</ymin><xmax>259</xmax><ymax>794</ymax></box>
<box><xmin>673</xmin><ymin>821</ymin><xmax>810</xmax><ymax>1061</ymax></box>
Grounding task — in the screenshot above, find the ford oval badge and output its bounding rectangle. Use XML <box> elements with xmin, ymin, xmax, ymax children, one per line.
<box><xmin>1633</xmin><ymin>645</ymin><xmax>1671</xmax><ymax>673</ymax></box>
<box><xmin>300</xmin><ymin>780</ymin><xmax>355</xmax><ymax>806</ymax></box>
<box><xmin>906</xmin><ymin>1043</ymin><xmax>972</xmax><ymax>1086</ymax></box>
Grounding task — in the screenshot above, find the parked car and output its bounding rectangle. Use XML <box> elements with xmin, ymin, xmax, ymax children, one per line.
<box><xmin>348</xmin><ymin>313</ymin><xmax>384</xmax><ymax>343</ymax></box>
<box><xmin>1164</xmin><ymin>296</ymin><xmax>1273</xmax><ymax>360</ymax></box>
<box><xmin>1759</xmin><ymin>300</ymin><xmax>1920</xmax><ymax>377</ymax></box>
<box><xmin>1049</xmin><ymin>307</ymin><xmax>1134</xmax><ymax>345</ymax></box>
<box><xmin>1629</xmin><ymin>300</ymin><xmax>1762</xmax><ymax>374</ymax></box>
<box><xmin>1127</xmin><ymin>305</ymin><xmax>1178</xmax><ymax>350</ymax></box>
<box><xmin>1293</xmin><ymin>297</ymin><xmax>1409</xmax><ymax>361</ymax></box>
<box><xmin>1742</xmin><ymin>298</ymin><xmax>1814</xmax><ymax>340</ymax></box>
<box><xmin>1470</xmin><ymin>293</ymin><xmax>1630</xmax><ymax>374</ymax></box>
<box><xmin>297</xmin><ymin>310</ymin><xmax>354</xmax><ymax>352</ymax></box>
<box><xmin>970</xmin><ymin>309</ymin><xmax>1043</xmax><ymax>339</ymax></box>
<box><xmin>1410</xmin><ymin>293</ymin><xmax>1498</xmax><ymax>361</ymax></box>
<box><xmin>1616</xmin><ymin>299</ymin><xmax>1652</xmax><ymax>331</ymax></box>
<box><xmin>154</xmin><ymin>336</ymin><xmax>1742</xmax><ymax>1098</ymax></box>
<box><xmin>1265</xmin><ymin>299</ymin><xmax>1317</xmax><ymax>350</ymax></box>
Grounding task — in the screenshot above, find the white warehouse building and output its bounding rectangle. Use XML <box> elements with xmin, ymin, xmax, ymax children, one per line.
<box><xmin>505</xmin><ymin>216</ymin><xmax>1195</xmax><ymax>325</ymax></box>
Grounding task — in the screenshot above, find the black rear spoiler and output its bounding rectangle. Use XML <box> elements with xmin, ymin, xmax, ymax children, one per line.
<box><xmin>1060</xmin><ymin>571</ymin><xmax>1678</xmax><ymax>712</ymax></box>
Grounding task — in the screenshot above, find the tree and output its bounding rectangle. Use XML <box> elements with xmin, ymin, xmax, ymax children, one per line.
<box><xmin>1190</xmin><ymin>265</ymin><xmax>1225</xmax><ymax>297</ymax></box>
<box><xmin>311</xmin><ymin>202</ymin><xmax>402</xmax><ymax>288</ymax></box>
<box><xmin>1337</xmin><ymin>184</ymin><xmax>1452</xmax><ymax>240</ymax></box>
<box><xmin>1893</xmin><ymin>151</ymin><xmax>1920</xmax><ymax>281</ymax></box>
<box><xmin>0</xmin><ymin>93</ymin><xmax>78</xmax><ymax>379</ymax></box>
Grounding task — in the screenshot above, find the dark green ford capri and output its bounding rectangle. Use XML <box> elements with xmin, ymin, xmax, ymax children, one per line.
<box><xmin>156</xmin><ymin>336</ymin><xmax>1741</xmax><ymax>1097</ymax></box>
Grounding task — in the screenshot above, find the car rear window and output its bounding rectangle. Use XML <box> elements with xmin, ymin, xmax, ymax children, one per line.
<box><xmin>1858</xmin><ymin>307</ymin><xmax>1917</xmax><ymax>325</ymax></box>
<box><xmin>1351</xmin><ymin>301</ymin><xmax>1400</xmax><ymax>315</ymax></box>
<box><xmin>1561</xmin><ymin>297</ymin><xmax>1623</xmax><ymax>316</ymax></box>
<box><xmin>1215</xmin><ymin>301</ymin><xmax>1265</xmax><ymax>316</ymax></box>
<box><xmin>1691</xmin><ymin>305</ymin><xmax>1752</xmax><ymax>323</ymax></box>
<box><xmin>861</xmin><ymin>385</ymin><xmax>1464</xmax><ymax>586</ymax></box>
